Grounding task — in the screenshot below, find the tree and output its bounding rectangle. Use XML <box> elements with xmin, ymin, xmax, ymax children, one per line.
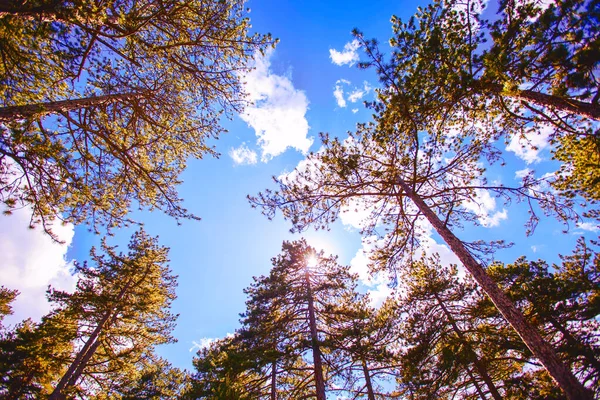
<box><xmin>0</xmin><ymin>316</ymin><xmax>74</xmax><ymax>399</ymax></box>
<box><xmin>394</xmin><ymin>256</ymin><xmax>524</xmax><ymax>399</ymax></box>
<box><xmin>478</xmin><ymin>239</ymin><xmax>600</xmax><ymax>397</ymax></box>
<box><xmin>0</xmin><ymin>0</ymin><xmax>274</xmax><ymax>238</ymax></box>
<box><xmin>356</xmin><ymin>0</ymin><xmax>599</xmax><ymax>204</ymax></box>
<box><xmin>238</xmin><ymin>240</ymin><xmax>346</xmax><ymax>400</ymax></box>
<box><xmin>46</xmin><ymin>229</ymin><xmax>178</xmax><ymax>399</ymax></box>
<box><xmin>189</xmin><ymin>334</ymin><xmax>285</xmax><ymax>399</ymax></box>
<box><xmin>324</xmin><ymin>284</ymin><xmax>400</xmax><ymax>399</ymax></box>
<box><xmin>108</xmin><ymin>355</ymin><xmax>191</xmax><ymax>400</ymax></box>
<box><xmin>250</xmin><ymin>1</ymin><xmax>593</xmax><ymax>397</ymax></box>
<box><xmin>191</xmin><ymin>240</ymin><xmax>365</xmax><ymax>399</ymax></box>
<box><xmin>0</xmin><ymin>286</ymin><xmax>18</xmax><ymax>330</ymax></box>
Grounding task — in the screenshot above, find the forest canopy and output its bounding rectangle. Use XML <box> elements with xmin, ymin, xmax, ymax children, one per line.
<box><xmin>1</xmin><ymin>0</ymin><xmax>599</xmax><ymax>399</ymax></box>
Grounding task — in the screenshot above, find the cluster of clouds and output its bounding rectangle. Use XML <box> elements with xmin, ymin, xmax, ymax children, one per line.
<box><xmin>229</xmin><ymin>40</ymin><xmax>369</xmax><ymax>165</ymax></box>
<box><xmin>0</xmin><ymin>207</ymin><xmax>77</xmax><ymax>326</ymax></box>
<box><xmin>333</xmin><ymin>79</ymin><xmax>372</xmax><ymax>111</ymax></box>
<box><xmin>229</xmin><ymin>50</ymin><xmax>313</xmax><ymax>166</ymax></box>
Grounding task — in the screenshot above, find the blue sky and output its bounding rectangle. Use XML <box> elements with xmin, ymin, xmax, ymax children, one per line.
<box><xmin>1</xmin><ymin>0</ymin><xmax>597</xmax><ymax>372</ymax></box>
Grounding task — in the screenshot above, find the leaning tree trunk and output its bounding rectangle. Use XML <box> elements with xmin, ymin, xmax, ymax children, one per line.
<box><xmin>49</xmin><ymin>277</ymin><xmax>134</xmax><ymax>400</ymax></box>
<box><xmin>0</xmin><ymin>93</ymin><xmax>143</xmax><ymax>123</ymax></box>
<box><xmin>304</xmin><ymin>268</ymin><xmax>327</xmax><ymax>400</ymax></box>
<box><xmin>483</xmin><ymin>81</ymin><xmax>600</xmax><ymax>120</ymax></box>
<box><xmin>396</xmin><ymin>177</ymin><xmax>592</xmax><ymax>400</ymax></box>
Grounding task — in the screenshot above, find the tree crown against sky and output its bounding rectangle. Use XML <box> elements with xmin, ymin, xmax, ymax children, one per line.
<box><xmin>0</xmin><ymin>0</ymin><xmax>275</xmax><ymax>238</ymax></box>
<box><xmin>250</xmin><ymin>0</ymin><xmax>598</xmax><ymax>397</ymax></box>
<box><xmin>0</xmin><ymin>229</ymin><xmax>180</xmax><ymax>399</ymax></box>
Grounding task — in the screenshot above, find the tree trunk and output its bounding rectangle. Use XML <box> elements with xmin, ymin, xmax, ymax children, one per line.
<box><xmin>48</xmin><ymin>309</ymin><xmax>113</xmax><ymax>400</ymax></box>
<box><xmin>0</xmin><ymin>93</ymin><xmax>143</xmax><ymax>123</ymax></box>
<box><xmin>433</xmin><ymin>292</ymin><xmax>503</xmax><ymax>400</ymax></box>
<box><xmin>305</xmin><ymin>268</ymin><xmax>326</xmax><ymax>400</ymax></box>
<box><xmin>361</xmin><ymin>359</ymin><xmax>376</xmax><ymax>400</ymax></box>
<box><xmin>271</xmin><ymin>360</ymin><xmax>277</xmax><ymax>400</ymax></box>
<box><xmin>49</xmin><ymin>279</ymin><xmax>133</xmax><ymax>400</ymax></box>
<box><xmin>484</xmin><ymin>81</ymin><xmax>600</xmax><ymax>120</ymax></box>
<box><xmin>396</xmin><ymin>176</ymin><xmax>592</xmax><ymax>400</ymax></box>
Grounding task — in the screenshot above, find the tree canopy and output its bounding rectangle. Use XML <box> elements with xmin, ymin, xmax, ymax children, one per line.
<box><xmin>0</xmin><ymin>0</ymin><xmax>274</xmax><ymax>237</ymax></box>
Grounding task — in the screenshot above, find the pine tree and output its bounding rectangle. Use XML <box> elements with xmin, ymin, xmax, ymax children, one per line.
<box><xmin>0</xmin><ymin>0</ymin><xmax>274</xmax><ymax>238</ymax></box>
<box><xmin>46</xmin><ymin>229</ymin><xmax>178</xmax><ymax>399</ymax></box>
<box><xmin>324</xmin><ymin>286</ymin><xmax>400</xmax><ymax>399</ymax></box>
<box><xmin>250</xmin><ymin>0</ymin><xmax>593</xmax><ymax>392</ymax></box>
<box><xmin>0</xmin><ymin>315</ymin><xmax>74</xmax><ymax>399</ymax></box>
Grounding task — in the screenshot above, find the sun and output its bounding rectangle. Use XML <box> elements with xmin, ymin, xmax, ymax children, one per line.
<box><xmin>306</xmin><ymin>254</ymin><xmax>319</xmax><ymax>268</ymax></box>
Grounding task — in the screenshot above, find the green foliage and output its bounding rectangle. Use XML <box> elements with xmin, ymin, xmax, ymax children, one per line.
<box><xmin>482</xmin><ymin>238</ymin><xmax>600</xmax><ymax>396</ymax></box>
<box><xmin>105</xmin><ymin>355</ymin><xmax>191</xmax><ymax>399</ymax></box>
<box><xmin>0</xmin><ymin>316</ymin><xmax>74</xmax><ymax>398</ymax></box>
<box><xmin>47</xmin><ymin>229</ymin><xmax>179</xmax><ymax>397</ymax></box>
<box><xmin>0</xmin><ymin>286</ymin><xmax>18</xmax><ymax>329</ymax></box>
<box><xmin>0</xmin><ymin>0</ymin><xmax>275</xmax><ymax>238</ymax></box>
<box><xmin>190</xmin><ymin>240</ymin><xmax>370</xmax><ymax>399</ymax></box>
<box><xmin>394</xmin><ymin>256</ymin><xmax>513</xmax><ymax>399</ymax></box>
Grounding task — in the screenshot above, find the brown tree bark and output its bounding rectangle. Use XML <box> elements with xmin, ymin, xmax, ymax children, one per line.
<box><xmin>305</xmin><ymin>268</ymin><xmax>326</xmax><ymax>400</ymax></box>
<box><xmin>361</xmin><ymin>359</ymin><xmax>376</xmax><ymax>400</ymax></box>
<box><xmin>0</xmin><ymin>93</ymin><xmax>143</xmax><ymax>123</ymax></box>
<box><xmin>396</xmin><ymin>176</ymin><xmax>592</xmax><ymax>400</ymax></box>
<box><xmin>270</xmin><ymin>360</ymin><xmax>277</xmax><ymax>400</ymax></box>
<box><xmin>48</xmin><ymin>277</ymin><xmax>134</xmax><ymax>400</ymax></box>
<box><xmin>484</xmin><ymin>81</ymin><xmax>600</xmax><ymax>120</ymax></box>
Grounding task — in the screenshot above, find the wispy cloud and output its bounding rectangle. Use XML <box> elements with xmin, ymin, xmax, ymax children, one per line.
<box><xmin>347</xmin><ymin>82</ymin><xmax>372</xmax><ymax>103</ymax></box>
<box><xmin>229</xmin><ymin>143</ymin><xmax>258</xmax><ymax>165</ymax></box>
<box><xmin>0</xmin><ymin>207</ymin><xmax>77</xmax><ymax>326</ymax></box>
<box><xmin>577</xmin><ymin>222</ymin><xmax>599</xmax><ymax>232</ymax></box>
<box><xmin>333</xmin><ymin>82</ymin><xmax>346</xmax><ymax>108</ymax></box>
<box><xmin>329</xmin><ymin>39</ymin><xmax>361</xmax><ymax>66</ymax></box>
<box><xmin>333</xmin><ymin>80</ymin><xmax>371</xmax><ymax>109</ymax></box>
<box><xmin>241</xmin><ymin>50</ymin><xmax>313</xmax><ymax>162</ymax></box>
<box><xmin>189</xmin><ymin>333</ymin><xmax>235</xmax><ymax>353</ymax></box>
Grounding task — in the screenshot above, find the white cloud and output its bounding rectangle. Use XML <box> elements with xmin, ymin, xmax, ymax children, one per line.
<box><xmin>229</xmin><ymin>143</ymin><xmax>257</xmax><ymax>165</ymax></box>
<box><xmin>241</xmin><ymin>50</ymin><xmax>313</xmax><ymax>162</ymax></box>
<box><xmin>506</xmin><ymin>125</ymin><xmax>553</xmax><ymax>164</ymax></box>
<box><xmin>0</xmin><ymin>207</ymin><xmax>76</xmax><ymax>326</ymax></box>
<box><xmin>515</xmin><ymin>168</ymin><xmax>532</xmax><ymax>179</ymax></box>
<box><xmin>333</xmin><ymin>83</ymin><xmax>346</xmax><ymax>108</ymax></box>
<box><xmin>333</xmin><ymin>80</ymin><xmax>372</xmax><ymax>109</ymax></box>
<box><xmin>462</xmin><ymin>189</ymin><xmax>508</xmax><ymax>227</ymax></box>
<box><xmin>576</xmin><ymin>222</ymin><xmax>599</xmax><ymax>232</ymax></box>
<box><xmin>339</xmin><ymin>197</ymin><xmax>376</xmax><ymax>230</ymax></box>
<box><xmin>189</xmin><ymin>333</ymin><xmax>235</xmax><ymax>352</ymax></box>
<box><xmin>349</xmin><ymin>237</ymin><xmax>394</xmax><ymax>307</ymax></box>
<box><xmin>347</xmin><ymin>81</ymin><xmax>372</xmax><ymax>103</ymax></box>
<box><xmin>329</xmin><ymin>39</ymin><xmax>361</xmax><ymax>66</ymax></box>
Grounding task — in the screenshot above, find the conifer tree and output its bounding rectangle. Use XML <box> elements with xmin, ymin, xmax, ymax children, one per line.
<box><xmin>0</xmin><ymin>0</ymin><xmax>274</xmax><ymax>237</ymax></box>
<box><xmin>250</xmin><ymin>1</ymin><xmax>594</xmax><ymax>395</ymax></box>
<box><xmin>394</xmin><ymin>256</ymin><xmax>517</xmax><ymax>399</ymax></box>
<box><xmin>0</xmin><ymin>316</ymin><xmax>74</xmax><ymax>399</ymax></box>
<box><xmin>324</xmin><ymin>286</ymin><xmax>400</xmax><ymax>399</ymax></box>
<box><xmin>46</xmin><ymin>229</ymin><xmax>178</xmax><ymax>399</ymax></box>
<box><xmin>0</xmin><ymin>286</ymin><xmax>18</xmax><ymax>330</ymax></box>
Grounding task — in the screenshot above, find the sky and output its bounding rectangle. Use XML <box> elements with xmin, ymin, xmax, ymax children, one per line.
<box><xmin>1</xmin><ymin>0</ymin><xmax>598</xmax><ymax>372</ymax></box>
